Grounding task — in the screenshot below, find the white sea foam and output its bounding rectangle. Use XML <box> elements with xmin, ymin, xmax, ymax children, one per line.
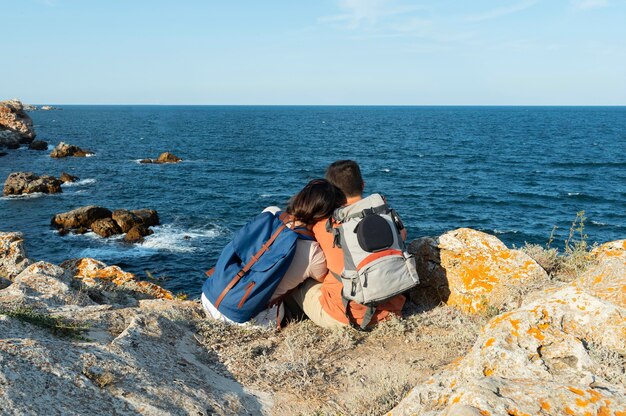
<box><xmin>567</xmin><ymin>192</ymin><xmax>581</xmax><ymax>196</ymax></box>
<box><xmin>61</xmin><ymin>178</ymin><xmax>96</xmax><ymax>187</ymax></box>
<box><xmin>591</xmin><ymin>220</ymin><xmax>607</xmax><ymax>226</ymax></box>
<box><xmin>493</xmin><ymin>229</ymin><xmax>519</xmax><ymax>235</ymax></box>
<box><xmin>140</xmin><ymin>224</ymin><xmax>224</xmax><ymax>253</ymax></box>
<box><xmin>1</xmin><ymin>192</ymin><xmax>46</xmax><ymax>200</ymax></box>
<box><xmin>85</xmin><ymin>153</ymin><xmax>95</xmax><ymax>158</ymax></box>
<box><xmin>381</xmin><ymin>168</ymin><xmax>391</xmax><ymax>173</ymax></box>
<box><xmin>47</xmin><ymin>144</ymin><xmax>54</xmax><ymax>150</ymax></box>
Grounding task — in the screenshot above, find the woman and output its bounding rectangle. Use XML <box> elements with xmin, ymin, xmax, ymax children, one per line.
<box><xmin>201</xmin><ymin>178</ymin><xmax>346</xmax><ymax>328</ymax></box>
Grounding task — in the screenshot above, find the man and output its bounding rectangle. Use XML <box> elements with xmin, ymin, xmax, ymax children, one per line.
<box><xmin>286</xmin><ymin>160</ymin><xmax>406</xmax><ymax>328</ymax></box>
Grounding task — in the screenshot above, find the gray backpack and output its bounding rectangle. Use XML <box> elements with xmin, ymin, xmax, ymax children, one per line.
<box><xmin>327</xmin><ymin>193</ymin><xmax>419</xmax><ymax>329</ymax></box>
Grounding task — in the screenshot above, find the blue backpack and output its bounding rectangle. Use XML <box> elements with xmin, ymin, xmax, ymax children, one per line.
<box><xmin>202</xmin><ymin>210</ymin><xmax>313</xmax><ymax>323</ymax></box>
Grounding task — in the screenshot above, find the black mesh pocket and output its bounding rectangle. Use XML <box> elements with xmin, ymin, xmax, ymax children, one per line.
<box><xmin>355</xmin><ymin>214</ymin><xmax>394</xmax><ymax>252</ymax></box>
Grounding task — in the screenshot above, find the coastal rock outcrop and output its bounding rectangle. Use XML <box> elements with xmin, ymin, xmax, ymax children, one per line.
<box><xmin>52</xmin><ymin>206</ymin><xmax>159</xmax><ymax>243</ymax></box>
<box><xmin>59</xmin><ymin>172</ymin><xmax>79</xmax><ymax>183</ymax></box>
<box><xmin>0</xmin><ymin>239</ymin><xmax>269</xmax><ymax>415</ymax></box>
<box><xmin>50</xmin><ymin>141</ymin><xmax>94</xmax><ymax>158</ymax></box>
<box><xmin>139</xmin><ymin>151</ymin><xmax>182</xmax><ymax>164</ymax></box>
<box><xmin>124</xmin><ymin>225</ymin><xmax>154</xmax><ymax>243</ymax></box>
<box><xmin>0</xmin><ymin>232</ymin><xmax>32</xmax><ymax>279</ymax></box>
<box><xmin>28</xmin><ymin>140</ymin><xmax>48</xmax><ymax>150</ymax></box>
<box><xmin>392</xmin><ymin>281</ymin><xmax>626</xmax><ymax>415</ymax></box>
<box><xmin>408</xmin><ymin>228</ymin><xmax>548</xmax><ymax>314</ymax></box>
<box><xmin>0</xmin><ymin>99</ymin><xmax>36</xmax><ymax>148</ymax></box>
<box><xmin>91</xmin><ymin>218</ymin><xmax>123</xmax><ymax>238</ymax></box>
<box><xmin>575</xmin><ymin>239</ymin><xmax>626</xmax><ymax>308</ymax></box>
<box><xmin>51</xmin><ymin>206</ymin><xmax>113</xmax><ymax>230</ymax></box>
<box><xmin>3</xmin><ymin>172</ymin><xmax>63</xmax><ymax>196</ymax></box>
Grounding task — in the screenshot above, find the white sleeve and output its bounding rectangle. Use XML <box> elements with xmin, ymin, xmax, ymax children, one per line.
<box><xmin>306</xmin><ymin>242</ymin><xmax>328</xmax><ymax>282</ymax></box>
<box><xmin>263</xmin><ymin>206</ymin><xmax>281</xmax><ymax>214</ymax></box>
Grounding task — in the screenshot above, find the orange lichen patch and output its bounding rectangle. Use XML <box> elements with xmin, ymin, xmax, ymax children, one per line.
<box><xmin>539</xmin><ymin>400</ymin><xmax>551</xmax><ymax>411</ymax></box>
<box><xmin>449</xmin><ymin>379</ymin><xmax>457</xmax><ymax>388</ymax></box>
<box><xmin>568</xmin><ymin>387</ymin><xmax>585</xmax><ymax>396</ymax></box>
<box><xmin>479</xmin><ymin>410</ymin><xmax>491</xmax><ymax>416</ymax></box>
<box><xmin>614</xmin><ymin>411</ymin><xmax>625</xmax><ymax>416</ymax></box>
<box><xmin>564</xmin><ymin>407</ymin><xmax>575</xmax><ymax>415</ymax></box>
<box><xmin>483</xmin><ymin>366</ymin><xmax>494</xmax><ymax>376</ymax></box>
<box><xmin>135</xmin><ymin>281</ymin><xmax>174</xmax><ymax>300</ymax></box>
<box><xmin>527</xmin><ymin>327</ymin><xmax>545</xmax><ymax>341</ymax></box>
<box><xmin>451</xmin><ymin>394</ymin><xmax>462</xmax><ymax>404</ymax></box>
<box><xmin>587</xmin><ymin>389</ymin><xmax>602</xmax><ymax>403</ymax></box>
<box><xmin>575</xmin><ymin>397</ymin><xmax>590</xmax><ymax>407</ymax></box>
<box><xmin>597</xmin><ymin>406</ymin><xmax>611</xmax><ymax>416</ymax></box>
<box><xmin>484</xmin><ymin>337</ymin><xmax>496</xmax><ymax>348</ymax></box>
<box><xmin>62</xmin><ymin>257</ymin><xmax>173</xmax><ymax>300</ymax></box>
<box><xmin>507</xmin><ymin>408</ymin><xmax>531</xmax><ymax>416</ymax></box>
<box><xmin>509</xmin><ymin>319</ymin><xmax>521</xmax><ymax>336</ymax></box>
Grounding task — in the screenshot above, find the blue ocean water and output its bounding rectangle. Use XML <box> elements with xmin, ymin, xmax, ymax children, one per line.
<box><xmin>1</xmin><ymin>106</ymin><xmax>625</xmax><ymax>295</ymax></box>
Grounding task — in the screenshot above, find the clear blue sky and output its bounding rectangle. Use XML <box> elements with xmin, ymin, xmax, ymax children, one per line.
<box><xmin>2</xmin><ymin>0</ymin><xmax>625</xmax><ymax>105</ymax></box>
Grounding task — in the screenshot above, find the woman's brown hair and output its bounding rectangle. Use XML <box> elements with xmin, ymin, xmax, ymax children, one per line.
<box><xmin>286</xmin><ymin>179</ymin><xmax>346</xmax><ymax>225</ymax></box>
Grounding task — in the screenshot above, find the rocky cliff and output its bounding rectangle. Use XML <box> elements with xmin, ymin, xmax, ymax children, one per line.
<box><xmin>0</xmin><ymin>100</ymin><xmax>36</xmax><ymax>149</ymax></box>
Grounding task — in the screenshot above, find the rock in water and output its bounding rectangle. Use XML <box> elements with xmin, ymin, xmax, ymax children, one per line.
<box><xmin>91</xmin><ymin>218</ymin><xmax>123</xmax><ymax>238</ymax></box>
<box><xmin>408</xmin><ymin>228</ymin><xmax>548</xmax><ymax>314</ymax></box>
<box><xmin>51</xmin><ymin>206</ymin><xmax>112</xmax><ymax>230</ymax></box>
<box><xmin>111</xmin><ymin>209</ymin><xmax>142</xmax><ymax>233</ymax></box>
<box><xmin>3</xmin><ymin>172</ymin><xmax>63</xmax><ymax>196</ymax></box>
<box><xmin>50</xmin><ymin>141</ymin><xmax>94</xmax><ymax>158</ymax></box>
<box><xmin>156</xmin><ymin>152</ymin><xmax>182</xmax><ymax>163</ymax></box>
<box><xmin>0</xmin><ymin>231</ymin><xmax>32</xmax><ymax>279</ymax></box>
<box><xmin>0</xmin><ymin>152</ymin><xmax>7</xmax><ymax>157</ymax></box>
<box><xmin>139</xmin><ymin>152</ymin><xmax>182</xmax><ymax>164</ymax></box>
<box><xmin>124</xmin><ymin>225</ymin><xmax>154</xmax><ymax>243</ymax></box>
<box><xmin>59</xmin><ymin>172</ymin><xmax>79</xmax><ymax>183</ymax></box>
<box><xmin>28</xmin><ymin>140</ymin><xmax>48</xmax><ymax>151</ymax></box>
<box><xmin>0</xmin><ymin>99</ymin><xmax>36</xmax><ymax>148</ymax></box>
<box><xmin>131</xmin><ymin>209</ymin><xmax>160</xmax><ymax>226</ymax></box>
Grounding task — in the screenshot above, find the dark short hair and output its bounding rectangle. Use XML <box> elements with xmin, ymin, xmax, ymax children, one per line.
<box><xmin>325</xmin><ymin>160</ymin><xmax>364</xmax><ymax>198</ymax></box>
<box><xmin>287</xmin><ymin>179</ymin><xmax>346</xmax><ymax>225</ymax></box>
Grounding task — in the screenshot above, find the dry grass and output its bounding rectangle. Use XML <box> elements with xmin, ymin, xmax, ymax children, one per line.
<box><xmin>522</xmin><ymin>211</ymin><xmax>597</xmax><ymax>283</ymax></box>
<box><xmin>196</xmin><ymin>302</ymin><xmax>485</xmax><ymax>415</ymax></box>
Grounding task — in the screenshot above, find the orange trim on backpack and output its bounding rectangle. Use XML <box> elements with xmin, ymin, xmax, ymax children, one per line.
<box><xmin>205</xmin><ymin>267</ymin><xmax>215</xmax><ymax>277</ymax></box>
<box><xmin>356</xmin><ymin>249</ymin><xmax>403</xmax><ymax>271</ymax></box>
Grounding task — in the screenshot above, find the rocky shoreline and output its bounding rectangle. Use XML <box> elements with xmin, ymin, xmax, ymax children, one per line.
<box><xmin>1</xmin><ymin>228</ymin><xmax>624</xmax><ymax>415</ymax></box>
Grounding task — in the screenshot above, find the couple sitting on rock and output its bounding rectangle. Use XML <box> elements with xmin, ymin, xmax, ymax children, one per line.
<box><xmin>201</xmin><ymin>160</ymin><xmax>418</xmax><ymax>330</ymax></box>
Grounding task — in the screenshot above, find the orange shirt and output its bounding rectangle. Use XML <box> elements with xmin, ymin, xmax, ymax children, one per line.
<box><xmin>312</xmin><ymin>197</ymin><xmax>406</xmax><ymax>326</ymax></box>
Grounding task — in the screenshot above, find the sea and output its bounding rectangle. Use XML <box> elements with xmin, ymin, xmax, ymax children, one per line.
<box><xmin>1</xmin><ymin>106</ymin><xmax>625</xmax><ymax>296</ymax></box>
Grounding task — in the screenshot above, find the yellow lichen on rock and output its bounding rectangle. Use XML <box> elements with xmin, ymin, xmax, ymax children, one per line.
<box><xmin>61</xmin><ymin>258</ymin><xmax>173</xmax><ymax>300</ymax></box>
<box><xmin>575</xmin><ymin>240</ymin><xmax>626</xmax><ymax>308</ymax></box>
<box><xmin>419</xmin><ymin>228</ymin><xmax>549</xmax><ymax>314</ymax></box>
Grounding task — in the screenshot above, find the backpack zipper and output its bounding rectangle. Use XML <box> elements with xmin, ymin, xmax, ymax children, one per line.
<box><xmin>237</xmin><ymin>281</ymin><xmax>256</xmax><ymax>309</ymax></box>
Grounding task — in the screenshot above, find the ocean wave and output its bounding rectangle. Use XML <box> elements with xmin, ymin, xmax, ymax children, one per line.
<box><xmin>567</xmin><ymin>192</ymin><xmax>582</xmax><ymax>196</ymax></box>
<box><xmin>380</xmin><ymin>168</ymin><xmax>391</xmax><ymax>173</ymax></box>
<box><xmin>64</xmin><ymin>224</ymin><xmax>226</xmax><ymax>260</ymax></box>
<box><xmin>590</xmin><ymin>220</ymin><xmax>607</xmax><ymax>226</ymax></box>
<box><xmin>140</xmin><ymin>224</ymin><xmax>225</xmax><ymax>253</ymax></box>
<box><xmin>61</xmin><ymin>178</ymin><xmax>96</xmax><ymax>187</ymax></box>
<box><xmin>493</xmin><ymin>229</ymin><xmax>519</xmax><ymax>235</ymax></box>
<box><xmin>1</xmin><ymin>192</ymin><xmax>46</xmax><ymax>200</ymax></box>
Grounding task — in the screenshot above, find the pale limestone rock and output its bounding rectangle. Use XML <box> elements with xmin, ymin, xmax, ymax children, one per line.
<box><xmin>391</xmin><ymin>286</ymin><xmax>626</xmax><ymax>415</ymax></box>
<box><xmin>575</xmin><ymin>239</ymin><xmax>626</xmax><ymax>308</ymax></box>
<box><xmin>0</xmin><ymin>232</ymin><xmax>31</xmax><ymax>279</ymax></box>
<box><xmin>0</xmin><ymin>247</ymin><xmax>270</xmax><ymax>415</ymax></box>
<box><xmin>408</xmin><ymin>228</ymin><xmax>548</xmax><ymax>314</ymax></box>
<box><xmin>0</xmin><ymin>99</ymin><xmax>36</xmax><ymax>147</ymax></box>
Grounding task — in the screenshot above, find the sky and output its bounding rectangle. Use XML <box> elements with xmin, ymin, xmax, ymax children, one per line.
<box><xmin>1</xmin><ymin>0</ymin><xmax>625</xmax><ymax>105</ymax></box>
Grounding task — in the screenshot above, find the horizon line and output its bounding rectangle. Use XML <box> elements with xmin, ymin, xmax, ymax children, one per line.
<box><xmin>25</xmin><ymin>103</ymin><xmax>626</xmax><ymax>107</ymax></box>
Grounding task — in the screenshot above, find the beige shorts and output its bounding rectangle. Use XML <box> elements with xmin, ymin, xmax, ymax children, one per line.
<box><xmin>286</xmin><ymin>278</ymin><xmax>347</xmax><ymax>329</ymax></box>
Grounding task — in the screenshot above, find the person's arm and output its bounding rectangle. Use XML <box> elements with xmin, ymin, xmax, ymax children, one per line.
<box><xmin>307</xmin><ymin>242</ymin><xmax>328</xmax><ymax>282</ymax></box>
